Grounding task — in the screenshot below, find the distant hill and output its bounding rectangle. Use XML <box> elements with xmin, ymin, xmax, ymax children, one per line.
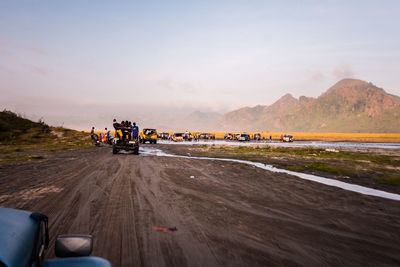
<box><xmin>183</xmin><ymin>79</ymin><xmax>400</xmax><ymax>132</ymax></box>
<box><xmin>0</xmin><ymin>110</ymin><xmax>51</xmax><ymax>142</ymax></box>
<box><xmin>0</xmin><ymin>110</ymin><xmax>88</xmax><ymax>145</ymax></box>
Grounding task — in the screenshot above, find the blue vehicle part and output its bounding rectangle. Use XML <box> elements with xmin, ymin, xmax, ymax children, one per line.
<box><xmin>43</xmin><ymin>257</ymin><xmax>111</xmax><ymax>267</ymax></box>
<box><xmin>0</xmin><ymin>207</ymin><xmax>112</xmax><ymax>267</ymax></box>
<box><xmin>0</xmin><ymin>208</ymin><xmax>46</xmax><ymax>267</ymax></box>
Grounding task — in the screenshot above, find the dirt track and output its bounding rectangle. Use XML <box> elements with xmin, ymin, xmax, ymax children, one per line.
<box><xmin>0</xmin><ymin>145</ymin><xmax>400</xmax><ymax>266</ymax></box>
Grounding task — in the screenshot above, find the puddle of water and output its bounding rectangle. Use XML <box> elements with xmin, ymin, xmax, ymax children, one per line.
<box><xmin>140</xmin><ymin>147</ymin><xmax>400</xmax><ymax>201</ymax></box>
<box><xmin>157</xmin><ymin>140</ymin><xmax>400</xmax><ymax>150</ymax></box>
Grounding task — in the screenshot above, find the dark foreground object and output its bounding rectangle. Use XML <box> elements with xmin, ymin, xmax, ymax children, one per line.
<box><xmin>0</xmin><ymin>207</ymin><xmax>111</xmax><ymax>267</ymax></box>
<box><xmin>0</xmin><ymin>146</ymin><xmax>399</xmax><ymax>266</ymax></box>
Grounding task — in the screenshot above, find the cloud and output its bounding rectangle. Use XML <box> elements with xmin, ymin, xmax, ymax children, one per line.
<box><xmin>155</xmin><ymin>77</ymin><xmax>198</xmax><ymax>94</ymax></box>
<box><xmin>332</xmin><ymin>64</ymin><xmax>354</xmax><ymax>80</ymax></box>
<box><xmin>0</xmin><ymin>65</ymin><xmax>14</xmax><ymax>75</ymax></box>
<box><xmin>22</xmin><ymin>64</ymin><xmax>48</xmax><ymax>76</ymax></box>
<box><xmin>0</xmin><ymin>36</ymin><xmax>45</xmax><ymax>55</ymax></box>
<box><xmin>0</xmin><ymin>36</ymin><xmax>48</xmax><ymax>76</ymax></box>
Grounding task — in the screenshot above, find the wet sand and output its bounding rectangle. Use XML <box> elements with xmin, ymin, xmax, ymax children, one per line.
<box><xmin>0</xmin><ymin>145</ymin><xmax>399</xmax><ymax>266</ymax></box>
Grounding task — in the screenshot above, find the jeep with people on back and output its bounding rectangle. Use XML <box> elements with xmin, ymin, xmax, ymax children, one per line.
<box><xmin>112</xmin><ymin>119</ymin><xmax>139</xmax><ymax>155</ymax></box>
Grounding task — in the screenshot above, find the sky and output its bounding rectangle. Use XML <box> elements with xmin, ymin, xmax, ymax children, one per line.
<box><xmin>1</xmin><ymin>0</ymin><xmax>400</xmax><ymax>129</ymax></box>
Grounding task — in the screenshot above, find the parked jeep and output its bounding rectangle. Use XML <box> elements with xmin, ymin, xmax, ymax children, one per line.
<box><xmin>224</xmin><ymin>133</ymin><xmax>235</xmax><ymax>140</ymax></box>
<box><xmin>253</xmin><ymin>133</ymin><xmax>262</xmax><ymax>141</ymax></box>
<box><xmin>140</xmin><ymin>128</ymin><xmax>158</xmax><ymax>144</ymax></box>
<box><xmin>170</xmin><ymin>133</ymin><xmax>184</xmax><ymax>142</ymax></box>
<box><xmin>158</xmin><ymin>132</ymin><xmax>170</xmax><ymax>140</ymax></box>
<box><xmin>237</xmin><ymin>133</ymin><xmax>250</xmax><ymax>141</ymax></box>
<box><xmin>281</xmin><ymin>134</ymin><xmax>294</xmax><ymax>142</ymax></box>
<box><xmin>182</xmin><ymin>132</ymin><xmax>193</xmax><ymax>141</ymax></box>
<box><xmin>198</xmin><ymin>133</ymin><xmax>215</xmax><ymax>140</ymax></box>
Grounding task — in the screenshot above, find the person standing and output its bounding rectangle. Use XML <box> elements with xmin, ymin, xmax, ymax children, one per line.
<box><xmin>90</xmin><ymin>126</ymin><xmax>95</xmax><ymax>140</ymax></box>
<box><xmin>105</xmin><ymin>128</ymin><xmax>111</xmax><ymax>143</ymax></box>
<box><xmin>127</xmin><ymin>122</ymin><xmax>132</xmax><ymax>140</ymax></box>
<box><xmin>90</xmin><ymin>126</ymin><xmax>99</xmax><ymax>145</ymax></box>
<box><xmin>132</xmin><ymin>122</ymin><xmax>139</xmax><ymax>140</ymax></box>
<box><xmin>112</xmin><ymin>119</ymin><xmax>121</xmax><ymax>139</ymax></box>
<box><xmin>120</xmin><ymin>121</ymin><xmax>126</xmax><ymax>140</ymax></box>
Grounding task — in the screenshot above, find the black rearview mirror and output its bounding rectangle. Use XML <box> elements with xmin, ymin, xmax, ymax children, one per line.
<box><xmin>55</xmin><ymin>234</ymin><xmax>93</xmax><ymax>258</ymax></box>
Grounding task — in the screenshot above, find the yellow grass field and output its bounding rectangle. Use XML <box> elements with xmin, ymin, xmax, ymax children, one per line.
<box><xmin>92</xmin><ymin>129</ymin><xmax>400</xmax><ymax>143</ymax></box>
<box><xmin>179</xmin><ymin>131</ymin><xmax>400</xmax><ymax>143</ymax></box>
<box><xmin>210</xmin><ymin>132</ymin><xmax>400</xmax><ymax>143</ymax></box>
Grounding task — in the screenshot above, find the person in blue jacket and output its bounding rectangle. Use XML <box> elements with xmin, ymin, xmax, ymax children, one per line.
<box><xmin>132</xmin><ymin>122</ymin><xmax>139</xmax><ymax>140</ymax></box>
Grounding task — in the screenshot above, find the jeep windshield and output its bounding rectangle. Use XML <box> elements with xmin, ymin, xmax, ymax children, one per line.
<box><xmin>144</xmin><ymin>129</ymin><xmax>156</xmax><ymax>135</ymax></box>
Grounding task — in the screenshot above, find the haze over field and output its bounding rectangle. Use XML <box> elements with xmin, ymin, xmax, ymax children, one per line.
<box><xmin>1</xmin><ymin>1</ymin><xmax>400</xmax><ymax>130</ymax></box>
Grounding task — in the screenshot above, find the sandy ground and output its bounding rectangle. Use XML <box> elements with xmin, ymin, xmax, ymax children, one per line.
<box><xmin>0</xmin><ymin>145</ymin><xmax>399</xmax><ymax>266</ymax></box>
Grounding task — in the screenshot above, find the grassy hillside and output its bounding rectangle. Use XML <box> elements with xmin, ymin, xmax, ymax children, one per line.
<box><xmin>0</xmin><ymin>110</ymin><xmax>91</xmax><ymax>163</ymax></box>
<box><xmin>0</xmin><ymin>110</ymin><xmax>51</xmax><ymax>143</ymax></box>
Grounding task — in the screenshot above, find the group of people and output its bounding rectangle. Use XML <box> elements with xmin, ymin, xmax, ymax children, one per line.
<box><xmin>90</xmin><ymin>119</ymin><xmax>139</xmax><ymax>145</ymax></box>
<box><xmin>112</xmin><ymin>119</ymin><xmax>139</xmax><ymax>141</ymax></box>
<box><xmin>91</xmin><ymin>127</ymin><xmax>111</xmax><ymax>144</ymax></box>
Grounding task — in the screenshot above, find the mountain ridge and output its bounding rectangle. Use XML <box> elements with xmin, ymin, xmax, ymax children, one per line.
<box><xmin>182</xmin><ymin>78</ymin><xmax>400</xmax><ymax>132</ymax></box>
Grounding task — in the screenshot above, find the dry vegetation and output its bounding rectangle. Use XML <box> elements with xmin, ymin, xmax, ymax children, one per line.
<box><xmin>0</xmin><ymin>111</ymin><xmax>91</xmax><ymax>163</ymax></box>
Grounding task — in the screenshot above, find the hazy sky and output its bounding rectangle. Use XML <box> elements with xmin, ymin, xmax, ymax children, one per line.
<box><xmin>1</xmin><ymin>0</ymin><xmax>400</xmax><ymax>129</ymax></box>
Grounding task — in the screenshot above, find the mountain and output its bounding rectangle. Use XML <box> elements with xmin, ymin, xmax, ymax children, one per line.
<box><xmin>186</xmin><ymin>79</ymin><xmax>400</xmax><ymax>132</ymax></box>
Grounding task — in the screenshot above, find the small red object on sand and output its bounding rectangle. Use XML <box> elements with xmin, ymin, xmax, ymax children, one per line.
<box><xmin>153</xmin><ymin>226</ymin><xmax>178</xmax><ymax>233</ymax></box>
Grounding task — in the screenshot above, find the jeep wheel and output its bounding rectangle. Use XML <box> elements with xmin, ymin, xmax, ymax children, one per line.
<box><xmin>133</xmin><ymin>147</ymin><xmax>139</xmax><ymax>155</ymax></box>
<box><xmin>112</xmin><ymin>146</ymin><xmax>118</xmax><ymax>154</ymax></box>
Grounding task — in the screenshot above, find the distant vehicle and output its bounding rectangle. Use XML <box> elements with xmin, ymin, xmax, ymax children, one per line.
<box><xmin>253</xmin><ymin>133</ymin><xmax>261</xmax><ymax>141</ymax></box>
<box><xmin>0</xmin><ymin>207</ymin><xmax>111</xmax><ymax>267</ymax></box>
<box><xmin>237</xmin><ymin>133</ymin><xmax>250</xmax><ymax>141</ymax></box>
<box><xmin>224</xmin><ymin>133</ymin><xmax>235</xmax><ymax>140</ymax></box>
<box><xmin>158</xmin><ymin>132</ymin><xmax>170</xmax><ymax>140</ymax></box>
<box><xmin>183</xmin><ymin>132</ymin><xmax>193</xmax><ymax>141</ymax></box>
<box><xmin>198</xmin><ymin>133</ymin><xmax>215</xmax><ymax>140</ymax></box>
<box><xmin>171</xmin><ymin>133</ymin><xmax>184</xmax><ymax>142</ymax></box>
<box><xmin>140</xmin><ymin>128</ymin><xmax>158</xmax><ymax>144</ymax></box>
<box><xmin>281</xmin><ymin>134</ymin><xmax>294</xmax><ymax>142</ymax></box>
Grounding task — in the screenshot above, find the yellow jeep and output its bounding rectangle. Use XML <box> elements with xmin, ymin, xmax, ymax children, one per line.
<box><xmin>140</xmin><ymin>128</ymin><xmax>158</xmax><ymax>144</ymax></box>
